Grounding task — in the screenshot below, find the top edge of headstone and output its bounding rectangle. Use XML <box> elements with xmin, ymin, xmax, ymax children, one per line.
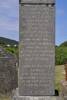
<box><xmin>20</xmin><ymin>0</ymin><xmax>55</xmax><ymax>3</ymax></box>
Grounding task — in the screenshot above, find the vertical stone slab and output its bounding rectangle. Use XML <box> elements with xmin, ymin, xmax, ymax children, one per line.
<box><xmin>19</xmin><ymin>0</ymin><xmax>55</xmax><ymax>96</ymax></box>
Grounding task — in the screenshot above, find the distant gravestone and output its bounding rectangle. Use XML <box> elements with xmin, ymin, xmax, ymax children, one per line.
<box><xmin>0</xmin><ymin>47</ymin><xmax>18</xmax><ymax>94</ymax></box>
<box><xmin>13</xmin><ymin>0</ymin><xmax>55</xmax><ymax>99</ymax></box>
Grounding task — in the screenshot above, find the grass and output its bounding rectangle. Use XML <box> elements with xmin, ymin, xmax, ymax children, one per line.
<box><xmin>55</xmin><ymin>65</ymin><xmax>65</xmax><ymax>92</ymax></box>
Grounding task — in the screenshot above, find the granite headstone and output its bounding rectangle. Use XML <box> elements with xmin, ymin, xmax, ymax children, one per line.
<box><xmin>19</xmin><ymin>0</ymin><xmax>55</xmax><ymax>96</ymax></box>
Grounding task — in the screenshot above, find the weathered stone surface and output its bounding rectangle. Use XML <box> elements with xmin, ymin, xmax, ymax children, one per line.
<box><xmin>0</xmin><ymin>47</ymin><xmax>18</xmax><ymax>94</ymax></box>
<box><xmin>12</xmin><ymin>89</ymin><xmax>57</xmax><ymax>100</ymax></box>
<box><xmin>13</xmin><ymin>96</ymin><xmax>53</xmax><ymax>100</ymax></box>
<box><xmin>21</xmin><ymin>0</ymin><xmax>55</xmax><ymax>3</ymax></box>
<box><xmin>13</xmin><ymin>89</ymin><xmax>60</xmax><ymax>100</ymax></box>
<box><xmin>19</xmin><ymin>0</ymin><xmax>55</xmax><ymax>96</ymax></box>
<box><xmin>13</xmin><ymin>89</ymin><xmax>61</xmax><ymax>100</ymax></box>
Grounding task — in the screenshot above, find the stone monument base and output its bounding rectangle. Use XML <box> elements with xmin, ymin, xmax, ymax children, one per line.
<box><xmin>13</xmin><ymin>96</ymin><xmax>53</xmax><ymax>100</ymax></box>
<box><xmin>12</xmin><ymin>88</ymin><xmax>61</xmax><ymax>100</ymax></box>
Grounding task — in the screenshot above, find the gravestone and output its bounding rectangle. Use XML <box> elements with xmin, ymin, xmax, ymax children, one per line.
<box><xmin>0</xmin><ymin>47</ymin><xmax>18</xmax><ymax>94</ymax></box>
<box><xmin>13</xmin><ymin>0</ymin><xmax>55</xmax><ymax>99</ymax></box>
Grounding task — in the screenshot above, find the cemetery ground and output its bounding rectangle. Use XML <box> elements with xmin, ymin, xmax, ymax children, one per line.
<box><xmin>55</xmin><ymin>65</ymin><xmax>65</xmax><ymax>92</ymax></box>
<box><xmin>0</xmin><ymin>65</ymin><xmax>65</xmax><ymax>100</ymax></box>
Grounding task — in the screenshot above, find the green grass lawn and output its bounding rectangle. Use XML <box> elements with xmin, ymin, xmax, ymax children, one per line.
<box><xmin>55</xmin><ymin>65</ymin><xmax>65</xmax><ymax>92</ymax></box>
